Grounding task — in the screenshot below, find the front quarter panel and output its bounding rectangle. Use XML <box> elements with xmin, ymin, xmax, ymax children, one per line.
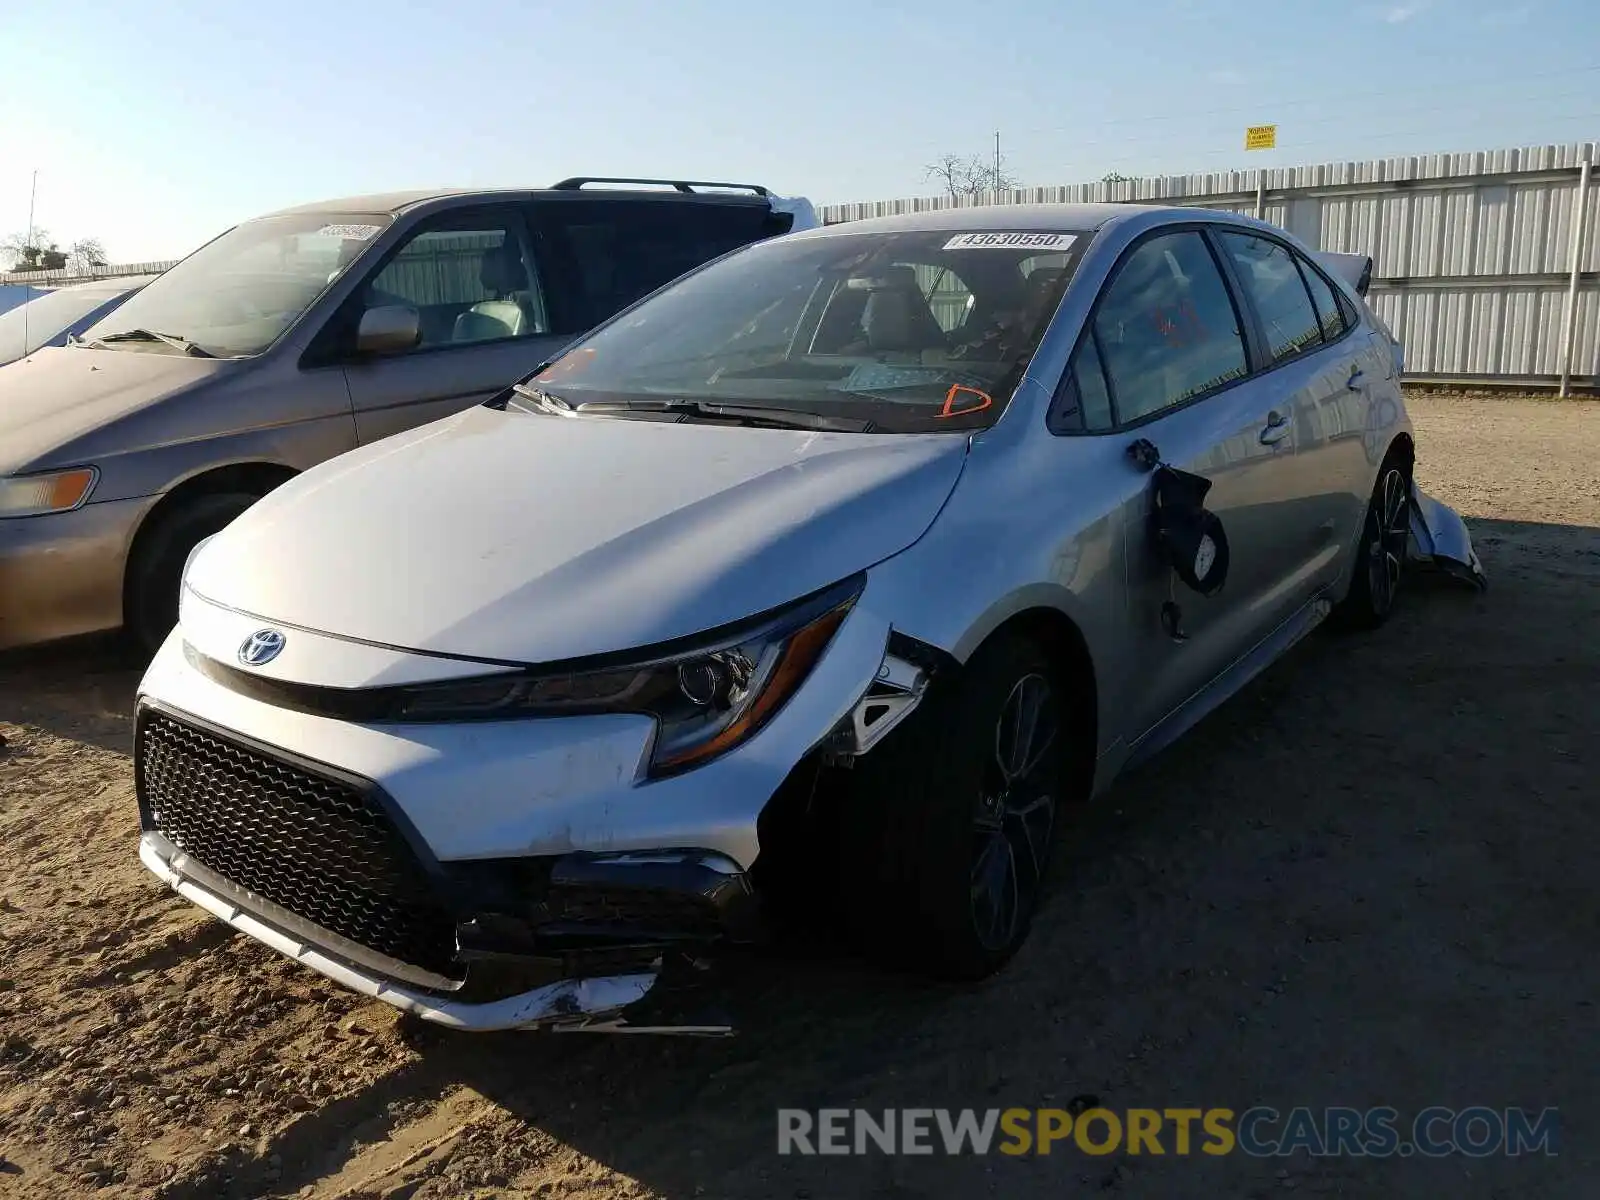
<box><xmin>866</xmin><ymin>392</ymin><xmax>1138</xmax><ymax>760</ymax></box>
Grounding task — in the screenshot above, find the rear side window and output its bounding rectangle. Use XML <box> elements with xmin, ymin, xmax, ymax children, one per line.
<box><xmin>537</xmin><ymin>200</ymin><xmax>778</xmax><ymax>332</ymax></box>
<box><xmin>1091</xmin><ymin>230</ymin><xmax>1249</xmax><ymax>423</ymax></box>
<box><xmin>1297</xmin><ymin>258</ymin><xmax>1349</xmax><ymax>341</ymax></box>
<box><xmin>1217</xmin><ymin>231</ymin><xmax>1324</xmax><ymax>364</ymax></box>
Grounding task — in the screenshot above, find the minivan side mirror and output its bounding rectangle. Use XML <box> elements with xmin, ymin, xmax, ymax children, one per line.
<box><xmin>355</xmin><ymin>304</ymin><xmax>422</xmax><ymax>356</ymax></box>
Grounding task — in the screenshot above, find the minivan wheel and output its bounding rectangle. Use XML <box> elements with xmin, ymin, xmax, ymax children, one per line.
<box><xmin>127</xmin><ymin>493</ymin><xmax>259</xmax><ymax>658</ymax></box>
<box><xmin>1332</xmin><ymin>454</ymin><xmax>1412</xmax><ymax>631</ymax></box>
<box><xmin>838</xmin><ymin>633</ymin><xmax>1071</xmax><ymax>981</ymax></box>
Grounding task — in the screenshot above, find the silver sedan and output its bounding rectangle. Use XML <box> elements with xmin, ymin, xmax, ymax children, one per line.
<box><xmin>134</xmin><ymin>204</ymin><xmax>1483</xmax><ymax>1032</ymax></box>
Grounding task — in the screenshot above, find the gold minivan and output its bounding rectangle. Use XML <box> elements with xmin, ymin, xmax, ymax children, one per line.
<box><xmin>0</xmin><ymin>178</ymin><xmax>814</xmax><ymax>653</ymax></box>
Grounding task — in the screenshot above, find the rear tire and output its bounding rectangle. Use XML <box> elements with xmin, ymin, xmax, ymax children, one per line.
<box><xmin>127</xmin><ymin>493</ymin><xmax>259</xmax><ymax>658</ymax></box>
<box><xmin>1332</xmin><ymin>453</ymin><xmax>1412</xmax><ymax>631</ymax></box>
<box><xmin>837</xmin><ymin>633</ymin><xmax>1077</xmax><ymax>981</ymax></box>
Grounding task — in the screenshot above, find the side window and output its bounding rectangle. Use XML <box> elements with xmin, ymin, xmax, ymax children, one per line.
<box><xmin>1216</xmin><ymin>231</ymin><xmax>1324</xmax><ymax>364</ymax></box>
<box><xmin>1294</xmin><ymin>252</ymin><xmax>1348</xmax><ymax>342</ymax></box>
<box><xmin>539</xmin><ymin>200</ymin><xmax>774</xmax><ymax>332</ymax></box>
<box><xmin>366</xmin><ymin>215</ymin><xmax>547</xmax><ymax>350</ymax></box>
<box><xmin>1051</xmin><ymin>333</ymin><xmax>1116</xmax><ymax>433</ymax></box>
<box><xmin>1092</xmin><ymin>230</ymin><xmax>1249</xmax><ymax>423</ymax></box>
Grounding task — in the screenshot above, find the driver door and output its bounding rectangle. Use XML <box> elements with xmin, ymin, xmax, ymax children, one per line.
<box><xmin>1059</xmin><ymin>228</ymin><xmax>1307</xmax><ymax>743</ymax></box>
<box><xmin>339</xmin><ymin>206</ymin><xmax>569</xmax><ymax>445</ymax></box>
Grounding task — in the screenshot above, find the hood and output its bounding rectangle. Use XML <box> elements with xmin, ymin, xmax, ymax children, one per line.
<box><xmin>187</xmin><ymin>405</ymin><xmax>969</xmax><ymax>663</ymax></box>
<box><xmin>0</xmin><ymin>346</ymin><xmax>233</xmax><ymax>475</ymax></box>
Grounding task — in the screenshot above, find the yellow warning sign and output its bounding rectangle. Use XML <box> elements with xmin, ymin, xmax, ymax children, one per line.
<box><xmin>1245</xmin><ymin>125</ymin><xmax>1277</xmax><ymax>151</ymax></box>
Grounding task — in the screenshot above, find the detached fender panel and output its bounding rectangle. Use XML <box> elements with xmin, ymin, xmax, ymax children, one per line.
<box><xmin>1408</xmin><ymin>483</ymin><xmax>1487</xmax><ymax>590</ymax></box>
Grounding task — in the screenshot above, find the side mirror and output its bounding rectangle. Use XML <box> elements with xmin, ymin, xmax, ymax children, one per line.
<box><xmin>356</xmin><ymin>304</ymin><xmax>421</xmax><ymax>356</ymax></box>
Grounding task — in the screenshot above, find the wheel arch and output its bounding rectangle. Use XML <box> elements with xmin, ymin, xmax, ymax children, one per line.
<box><xmin>950</xmin><ymin>601</ymin><xmax>1100</xmax><ymax>799</ymax></box>
<box><xmin>121</xmin><ymin>460</ymin><xmax>299</xmax><ymax>619</ymax></box>
<box><xmin>1388</xmin><ymin>431</ymin><xmax>1415</xmax><ymax>474</ymax></box>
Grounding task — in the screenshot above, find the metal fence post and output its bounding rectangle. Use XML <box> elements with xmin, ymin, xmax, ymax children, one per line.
<box><xmin>1558</xmin><ymin>149</ymin><xmax>1592</xmax><ymax>397</ymax></box>
<box><xmin>1255</xmin><ymin>170</ymin><xmax>1265</xmax><ymax>220</ymax></box>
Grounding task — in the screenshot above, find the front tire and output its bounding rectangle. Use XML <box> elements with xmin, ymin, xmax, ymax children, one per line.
<box><xmin>839</xmin><ymin>633</ymin><xmax>1074</xmax><ymax>981</ymax></box>
<box><xmin>1333</xmin><ymin>455</ymin><xmax>1412</xmax><ymax>631</ymax></box>
<box><xmin>127</xmin><ymin>493</ymin><xmax>259</xmax><ymax>657</ymax></box>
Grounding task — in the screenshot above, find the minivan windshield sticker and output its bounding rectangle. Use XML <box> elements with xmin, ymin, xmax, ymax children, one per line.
<box><xmin>316</xmin><ymin>224</ymin><xmax>382</xmax><ymax>240</ymax></box>
<box><xmin>942</xmin><ymin>232</ymin><xmax>1077</xmax><ymax>251</ymax></box>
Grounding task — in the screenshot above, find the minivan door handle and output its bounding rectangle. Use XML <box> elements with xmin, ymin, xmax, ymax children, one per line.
<box><xmin>1347</xmin><ymin>367</ymin><xmax>1365</xmax><ymax>390</ymax></box>
<box><xmin>1259</xmin><ymin>410</ymin><xmax>1291</xmax><ymax>445</ymax></box>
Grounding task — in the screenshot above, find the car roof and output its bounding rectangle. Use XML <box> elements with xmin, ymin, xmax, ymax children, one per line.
<box><xmin>259</xmin><ymin>185</ymin><xmax>777</xmax><ymax>219</ymax></box>
<box><xmin>793</xmin><ymin>202</ymin><xmax>1200</xmax><ymax>239</ymax></box>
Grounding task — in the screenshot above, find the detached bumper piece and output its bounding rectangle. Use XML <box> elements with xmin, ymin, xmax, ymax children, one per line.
<box><xmin>134</xmin><ymin>703</ymin><xmax>755</xmax><ymax>1033</ymax></box>
<box><xmin>1408</xmin><ymin>483</ymin><xmax>1488</xmax><ymax>591</ymax></box>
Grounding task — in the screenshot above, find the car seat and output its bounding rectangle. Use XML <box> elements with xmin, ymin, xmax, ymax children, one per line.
<box><xmin>453</xmin><ymin>242</ymin><xmax>533</xmax><ymax>343</ymax></box>
<box><xmin>860</xmin><ymin>266</ymin><xmax>948</xmax><ymax>354</ymax></box>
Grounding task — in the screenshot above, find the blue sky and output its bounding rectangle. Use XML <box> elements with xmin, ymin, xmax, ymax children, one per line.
<box><xmin>2</xmin><ymin>0</ymin><xmax>1596</xmax><ymax>262</ymax></box>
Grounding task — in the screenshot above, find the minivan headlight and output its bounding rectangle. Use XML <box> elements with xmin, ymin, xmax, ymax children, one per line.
<box><xmin>392</xmin><ymin>574</ymin><xmax>863</xmax><ymax>775</ymax></box>
<box><xmin>0</xmin><ymin>468</ymin><xmax>98</xmax><ymax>518</ymax></box>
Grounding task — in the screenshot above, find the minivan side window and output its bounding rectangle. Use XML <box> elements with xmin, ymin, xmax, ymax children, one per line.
<box><xmin>1091</xmin><ymin>230</ymin><xmax>1249</xmax><ymax>423</ymax></box>
<box><xmin>1216</xmin><ymin>231</ymin><xmax>1325</xmax><ymax>365</ymax></box>
<box><xmin>365</xmin><ymin>216</ymin><xmax>548</xmax><ymax>350</ymax></box>
<box><xmin>537</xmin><ymin>200</ymin><xmax>776</xmax><ymax>333</ymax></box>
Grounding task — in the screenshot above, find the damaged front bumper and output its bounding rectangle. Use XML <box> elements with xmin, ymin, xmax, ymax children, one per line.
<box><xmin>134</xmin><ymin>587</ymin><xmax>920</xmax><ymax>1033</ymax></box>
<box><xmin>140</xmin><ymin>832</ymin><xmax>665</xmax><ymax>1031</ymax></box>
<box><xmin>1408</xmin><ymin>483</ymin><xmax>1487</xmax><ymax>590</ymax></box>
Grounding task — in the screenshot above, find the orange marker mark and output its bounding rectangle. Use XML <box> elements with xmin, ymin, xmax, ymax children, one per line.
<box><xmin>941</xmin><ymin>384</ymin><xmax>994</xmax><ymax>418</ymax></box>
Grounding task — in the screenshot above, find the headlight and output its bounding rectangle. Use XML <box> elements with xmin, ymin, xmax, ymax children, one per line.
<box><xmin>0</xmin><ymin>468</ymin><xmax>98</xmax><ymax>518</ymax></box>
<box><xmin>392</xmin><ymin>574</ymin><xmax>863</xmax><ymax>775</ymax></box>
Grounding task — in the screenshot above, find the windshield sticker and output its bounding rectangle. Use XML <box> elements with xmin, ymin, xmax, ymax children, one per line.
<box><xmin>942</xmin><ymin>232</ymin><xmax>1077</xmax><ymax>252</ymax></box>
<box><xmin>315</xmin><ymin>224</ymin><xmax>383</xmax><ymax>240</ymax></box>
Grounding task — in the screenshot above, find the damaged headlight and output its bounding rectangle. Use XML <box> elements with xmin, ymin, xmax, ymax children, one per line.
<box><xmin>393</xmin><ymin>574</ymin><xmax>864</xmax><ymax>775</ymax></box>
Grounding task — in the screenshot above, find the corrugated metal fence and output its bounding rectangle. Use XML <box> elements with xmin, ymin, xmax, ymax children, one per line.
<box><xmin>821</xmin><ymin>141</ymin><xmax>1600</xmax><ymax>391</ymax></box>
<box><xmin>0</xmin><ymin>261</ymin><xmax>178</xmax><ymax>287</ymax></box>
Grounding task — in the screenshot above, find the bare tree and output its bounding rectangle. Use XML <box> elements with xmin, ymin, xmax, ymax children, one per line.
<box><xmin>68</xmin><ymin>238</ymin><xmax>108</xmax><ymax>274</ymax></box>
<box><xmin>1101</xmin><ymin>171</ymin><xmax>1136</xmax><ymax>184</ymax></box>
<box><xmin>924</xmin><ymin>152</ymin><xmax>1019</xmax><ymax>201</ymax></box>
<box><xmin>2</xmin><ymin>228</ymin><xmax>58</xmax><ymax>271</ymax></box>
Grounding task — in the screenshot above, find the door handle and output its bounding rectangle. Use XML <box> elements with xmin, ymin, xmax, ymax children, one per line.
<box><xmin>1259</xmin><ymin>410</ymin><xmax>1290</xmax><ymax>446</ymax></box>
<box><xmin>1346</xmin><ymin>367</ymin><xmax>1365</xmax><ymax>391</ymax></box>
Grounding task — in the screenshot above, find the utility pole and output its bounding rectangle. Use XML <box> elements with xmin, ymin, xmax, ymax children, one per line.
<box><xmin>22</xmin><ymin>169</ymin><xmax>37</xmax><ymax>351</ymax></box>
<box><xmin>994</xmin><ymin>131</ymin><xmax>1002</xmax><ymax>192</ymax></box>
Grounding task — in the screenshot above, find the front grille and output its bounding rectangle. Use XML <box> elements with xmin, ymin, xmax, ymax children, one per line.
<box><xmin>137</xmin><ymin>708</ymin><xmax>462</xmax><ymax>982</ymax></box>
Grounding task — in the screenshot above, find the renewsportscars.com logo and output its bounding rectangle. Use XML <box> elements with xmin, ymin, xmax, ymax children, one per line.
<box><xmin>777</xmin><ymin>1107</ymin><xmax>1560</xmax><ymax>1158</ymax></box>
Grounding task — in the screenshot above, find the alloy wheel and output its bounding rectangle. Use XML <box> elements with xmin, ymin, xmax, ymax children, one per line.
<box><xmin>971</xmin><ymin>673</ymin><xmax>1059</xmax><ymax>952</ymax></box>
<box><xmin>1366</xmin><ymin>467</ymin><xmax>1410</xmax><ymax>616</ymax></box>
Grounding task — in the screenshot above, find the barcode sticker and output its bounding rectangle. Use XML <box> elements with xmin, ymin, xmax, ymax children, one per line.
<box><xmin>316</xmin><ymin>224</ymin><xmax>382</xmax><ymax>240</ymax></box>
<box><xmin>942</xmin><ymin>232</ymin><xmax>1077</xmax><ymax>251</ymax></box>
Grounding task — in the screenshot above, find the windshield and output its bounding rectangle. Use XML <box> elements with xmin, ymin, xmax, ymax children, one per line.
<box><xmin>517</xmin><ymin>228</ymin><xmax>1088</xmax><ymax>432</ymax></box>
<box><xmin>0</xmin><ymin>286</ymin><xmax>129</xmax><ymax>361</ymax></box>
<box><xmin>80</xmin><ymin>213</ymin><xmax>393</xmax><ymax>357</ymax></box>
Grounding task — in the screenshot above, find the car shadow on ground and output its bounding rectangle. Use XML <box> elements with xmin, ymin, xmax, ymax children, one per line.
<box><xmin>0</xmin><ymin>633</ymin><xmax>146</xmax><ymax>755</ymax></box>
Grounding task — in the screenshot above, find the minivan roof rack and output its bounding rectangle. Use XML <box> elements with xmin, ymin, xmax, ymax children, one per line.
<box><xmin>549</xmin><ymin>176</ymin><xmax>771</xmax><ymax>197</ymax></box>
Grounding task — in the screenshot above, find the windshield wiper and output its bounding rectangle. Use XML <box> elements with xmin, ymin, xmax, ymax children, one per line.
<box><xmin>576</xmin><ymin>399</ymin><xmax>876</xmax><ymax>433</ymax></box>
<box><xmin>509</xmin><ymin>382</ymin><xmax>576</xmax><ymax>415</ymax></box>
<box><xmin>82</xmin><ymin>329</ymin><xmax>215</xmax><ymax>358</ymax></box>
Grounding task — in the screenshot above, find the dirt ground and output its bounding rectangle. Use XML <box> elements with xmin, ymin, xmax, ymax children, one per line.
<box><xmin>1</xmin><ymin>393</ymin><xmax>1597</xmax><ymax>1199</ymax></box>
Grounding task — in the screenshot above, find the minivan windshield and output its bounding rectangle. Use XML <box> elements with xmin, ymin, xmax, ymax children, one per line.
<box><xmin>515</xmin><ymin>228</ymin><xmax>1088</xmax><ymax>432</ymax></box>
<box><xmin>79</xmin><ymin>213</ymin><xmax>393</xmax><ymax>358</ymax></box>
